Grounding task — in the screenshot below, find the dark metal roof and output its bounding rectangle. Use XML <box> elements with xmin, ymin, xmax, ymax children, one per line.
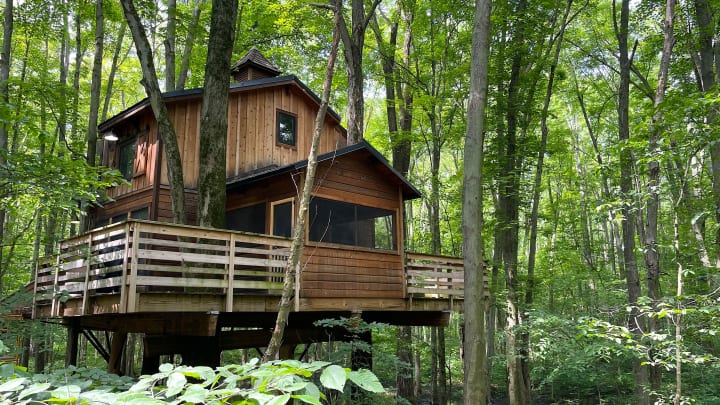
<box><xmin>226</xmin><ymin>140</ymin><xmax>422</xmax><ymax>201</ymax></box>
<box><xmin>98</xmin><ymin>75</ymin><xmax>342</xmax><ymax>131</ymax></box>
<box><xmin>230</xmin><ymin>47</ymin><xmax>282</xmax><ymax>75</ymax></box>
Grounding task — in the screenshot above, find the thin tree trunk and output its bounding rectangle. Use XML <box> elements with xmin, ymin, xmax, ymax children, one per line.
<box><xmin>164</xmin><ymin>0</ymin><xmax>176</xmax><ymax>91</ymax></box>
<box><xmin>121</xmin><ymin>0</ymin><xmax>185</xmax><ymax>223</ymax></box>
<box><xmin>615</xmin><ymin>0</ymin><xmax>649</xmax><ymax>401</ymax></box>
<box><xmin>196</xmin><ymin>0</ymin><xmax>237</xmax><ymax>228</ymax></box>
<box><xmin>334</xmin><ymin>0</ymin><xmax>381</xmax><ymax>144</ymax></box>
<box><xmin>462</xmin><ymin>0</ymin><xmax>491</xmax><ymax>402</ymax></box>
<box><xmin>263</xmin><ymin>6</ymin><xmax>340</xmax><ymax>362</ymax></box>
<box><xmin>87</xmin><ymin>0</ymin><xmax>104</xmax><ymax>167</ymax></box>
<box><xmin>0</xmin><ymin>0</ymin><xmax>12</xmax><ymax>274</ymax></box>
<box><xmin>643</xmin><ymin>0</ymin><xmax>675</xmax><ymax>397</ymax></box>
<box><xmin>176</xmin><ymin>0</ymin><xmax>202</xmax><ymax>90</ymax></box>
<box><xmin>102</xmin><ymin>23</ymin><xmax>126</xmax><ymax>122</ymax></box>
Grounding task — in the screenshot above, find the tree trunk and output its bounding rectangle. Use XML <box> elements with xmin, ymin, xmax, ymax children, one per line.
<box><xmin>86</xmin><ymin>0</ymin><xmax>104</xmax><ymax>168</ymax></box>
<box><xmin>643</xmin><ymin>0</ymin><xmax>675</xmax><ymax>397</ymax></box>
<box><xmin>164</xmin><ymin>0</ymin><xmax>176</xmax><ymax>92</ymax></box>
<box><xmin>462</xmin><ymin>0</ymin><xmax>491</xmax><ymax>403</ymax></box>
<box><xmin>176</xmin><ymin>0</ymin><xmax>202</xmax><ymax>90</ymax></box>
<box><xmin>263</xmin><ymin>5</ymin><xmax>340</xmax><ymax>362</ymax></box>
<box><xmin>121</xmin><ymin>0</ymin><xmax>185</xmax><ymax>224</ymax></box>
<box><xmin>196</xmin><ymin>0</ymin><xmax>237</xmax><ymax>228</ymax></box>
<box><xmin>334</xmin><ymin>0</ymin><xmax>381</xmax><ymax>144</ymax></box>
<box><xmin>523</xmin><ymin>0</ymin><xmax>573</xmax><ymax>397</ymax></box>
<box><xmin>0</xmin><ymin>0</ymin><xmax>12</xmax><ymax>272</ymax></box>
<box><xmin>615</xmin><ymin>0</ymin><xmax>650</xmax><ymax>401</ymax></box>
<box><xmin>102</xmin><ymin>22</ymin><xmax>126</xmax><ymax>122</ymax></box>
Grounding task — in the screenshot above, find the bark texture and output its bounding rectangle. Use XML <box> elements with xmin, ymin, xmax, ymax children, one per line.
<box><xmin>197</xmin><ymin>0</ymin><xmax>238</xmax><ymax>228</ymax></box>
<box><xmin>462</xmin><ymin>0</ymin><xmax>491</xmax><ymax>402</ymax></box>
<box><xmin>121</xmin><ymin>0</ymin><xmax>186</xmax><ymax>224</ymax></box>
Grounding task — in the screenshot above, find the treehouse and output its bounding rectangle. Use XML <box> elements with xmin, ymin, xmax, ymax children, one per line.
<box><xmin>27</xmin><ymin>49</ymin><xmax>465</xmax><ymax>372</ymax></box>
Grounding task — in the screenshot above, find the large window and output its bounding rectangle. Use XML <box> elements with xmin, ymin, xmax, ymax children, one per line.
<box><xmin>308</xmin><ymin>198</ymin><xmax>397</xmax><ymax>250</ymax></box>
<box><xmin>276</xmin><ymin>111</ymin><xmax>297</xmax><ymax>147</ymax></box>
<box><xmin>226</xmin><ymin>202</ymin><xmax>266</xmax><ymax>233</ymax></box>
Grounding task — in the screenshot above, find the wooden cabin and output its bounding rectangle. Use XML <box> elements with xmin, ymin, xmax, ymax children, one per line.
<box><xmin>28</xmin><ymin>49</ymin><xmax>464</xmax><ymax>372</ymax></box>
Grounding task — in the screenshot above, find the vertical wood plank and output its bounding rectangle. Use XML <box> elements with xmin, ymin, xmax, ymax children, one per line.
<box><xmin>226</xmin><ymin>233</ymin><xmax>236</xmax><ymax>312</ymax></box>
<box><xmin>81</xmin><ymin>234</ymin><xmax>92</xmax><ymax>315</ymax></box>
<box><xmin>51</xmin><ymin>251</ymin><xmax>61</xmax><ymax>317</ymax></box>
<box><xmin>127</xmin><ymin>223</ymin><xmax>140</xmax><ymax>313</ymax></box>
<box><xmin>119</xmin><ymin>223</ymin><xmax>131</xmax><ymax>313</ymax></box>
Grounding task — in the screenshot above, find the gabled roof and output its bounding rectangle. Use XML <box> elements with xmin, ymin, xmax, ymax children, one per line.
<box><xmin>230</xmin><ymin>47</ymin><xmax>282</xmax><ymax>76</ymax></box>
<box><xmin>98</xmin><ymin>75</ymin><xmax>342</xmax><ymax>132</ymax></box>
<box><xmin>226</xmin><ymin>140</ymin><xmax>422</xmax><ymax>201</ymax></box>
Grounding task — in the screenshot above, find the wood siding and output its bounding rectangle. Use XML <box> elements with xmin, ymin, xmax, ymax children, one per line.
<box><xmin>158</xmin><ymin>84</ymin><xmax>345</xmax><ymax>188</ymax></box>
<box><xmin>301</xmin><ymin>246</ymin><xmax>404</xmax><ymax>299</ymax></box>
<box><xmin>102</xmin><ymin>110</ymin><xmax>158</xmax><ymax>199</ymax></box>
<box><xmin>313</xmin><ymin>151</ymin><xmax>400</xmax><ymax>210</ymax></box>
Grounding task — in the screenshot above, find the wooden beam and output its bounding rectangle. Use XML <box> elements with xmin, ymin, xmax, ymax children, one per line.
<box><xmin>77</xmin><ymin>312</ymin><xmax>219</xmax><ymax>336</ymax></box>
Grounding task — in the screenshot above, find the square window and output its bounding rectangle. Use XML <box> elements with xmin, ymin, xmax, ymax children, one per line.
<box><xmin>277</xmin><ymin>111</ymin><xmax>296</xmax><ymax>147</ymax></box>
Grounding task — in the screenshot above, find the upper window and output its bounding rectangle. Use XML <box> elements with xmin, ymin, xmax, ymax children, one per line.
<box><xmin>277</xmin><ymin>111</ymin><xmax>297</xmax><ymax>147</ymax></box>
<box><xmin>308</xmin><ymin>197</ymin><xmax>397</xmax><ymax>251</ymax></box>
<box><xmin>118</xmin><ymin>138</ymin><xmax>137</xmax><ymax>180</ymax></box>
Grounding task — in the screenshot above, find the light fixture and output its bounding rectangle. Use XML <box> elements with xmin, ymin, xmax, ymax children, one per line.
<box><xmin>104</xmin><ymin>131</ymin><xmax>118</xmax><ymax>141</ymax></box>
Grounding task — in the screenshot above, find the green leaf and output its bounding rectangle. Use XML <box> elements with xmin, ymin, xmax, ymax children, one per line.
<box><xmin>158</xmin><ymin>363</ymin><xmax>174</xmax><ymax>373</ymax></box>
<box><xmin>0</xmin><ymin>378</ymin><xmax>26</xmax><ymax>392</ymax></box>
<box><xmin>18</xmin><ymin>382</ymin><xmax>51</xmax><ymax>400</ymax></box>
<box><xmin>50</xmin><ymin>384</ymin><xmax>82</xmax><ymax>400</ymax></box>
<box><xmin>319</xmin><ymin>365</ymin><xmax>346</xmax><ymax>392</ymax></box>
<box><xmin>0</xmin><ymin>363</ymin><xmax>14</xmax><ymax>378</ymax></box>
<box><xmin>165</xmin><ymin>372</ymin><xmax>187</xmax><ymax>397</ymax></box>
<box><xmin>266</xmin><ymin>393</ymin><xmax>291</xmax><ymax>405</ymax></box>
<box><xmin>292</xmin><ymin>393</ymin><xmax>322</xmax><ymax>405</ymax></box>
<box><xmin>178</xmin><ymin>384</ymin><xmax>208</xmax><ymax>403</ymax></box>
<box><xmin>348</xmin><ymin>369</ymin><xmax>384</xmax><ymax>393</ymax></box>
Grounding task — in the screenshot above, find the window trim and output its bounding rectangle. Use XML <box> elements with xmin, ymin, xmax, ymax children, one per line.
<box><xmin>276</xmin><ymin>110</ymin><xmax>298</xmax><ymax>148</ymax></box>
<box><xmin>117</xmin><ymin>136</ymin><xmax>137</xmax><ymax>180</ymax></box>
<box><xmin>270</xmin><ymin>198</ymin><xmax>295</xmax><ymax>238</ymax></box>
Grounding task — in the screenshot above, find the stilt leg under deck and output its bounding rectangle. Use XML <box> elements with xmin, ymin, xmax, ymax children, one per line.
<box><xmin>65</xmin><ymin>319</ymin><xmax>80</xmax><ymax>367</ymax></box>
<box><xmin>108</xmin><ymin>332</ymin><xmax>127</xmax><ymax>375</ymax></box>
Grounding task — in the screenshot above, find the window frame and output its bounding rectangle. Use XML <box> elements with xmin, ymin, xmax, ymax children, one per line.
<box><xmin>276</xmin><ymin>110</ymin><xmax>298</xmax><ymax>148</ymax></box>
<box><xmin>270</xmin><ymin>198</ymin><xmax>295</xmax><ymax>238</ymax></box>
<box><xmin>117</xmin><ymin>136</ymin><xmax>137</xmax><ymax>180</ymax></box>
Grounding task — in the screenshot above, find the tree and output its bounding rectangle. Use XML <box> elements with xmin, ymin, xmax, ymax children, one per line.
<box><xmin>0</xmin><ymin>0</ymin><xmax>12</xmax><ymax>282</ymax></box>
<box><xmin>263</xmin><ymin>4</ymin><xmax>341</xmax><ymax>362</ymax></box>
<box><xmin>334</xmin><ymin>0</ymin><xmax>381</xmax><ymax>145</ymax></box>
<box><xmin>196</xmin><ymin>0</ymin><xmax>238</xmax><ymax>228</ymax></box>
<box><xmin>462</xmin><ymin>0</ymin><xmax>491</xmax><ymax>403</ymax></box>
<box><xmin>121</xmin><ymin>0</ymin><xmax>186</xmax><ymax>224</ymax></box>
<box><xmin>614</xmin><ymin>0</ymin><xmax>649</xmax><ymax>401</ymax></box>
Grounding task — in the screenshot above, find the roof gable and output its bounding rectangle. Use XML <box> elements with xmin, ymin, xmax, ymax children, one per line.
<box><xmin>227</xmin><ymin>141</ymin><xmax>421</xmax><ymax>201</ymax></box>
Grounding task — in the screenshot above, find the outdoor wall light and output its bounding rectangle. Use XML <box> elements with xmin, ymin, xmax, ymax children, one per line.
<box><xmin>103</xmin><ymin>131</ymin><xmax>118</xmax><ymax>141</ymax></box>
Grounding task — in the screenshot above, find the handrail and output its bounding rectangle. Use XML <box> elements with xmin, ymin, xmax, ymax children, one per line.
<box><xmin>32</xmin><ymin>220</ymin><xmax>466</xmax><ymax>317</ymax></box>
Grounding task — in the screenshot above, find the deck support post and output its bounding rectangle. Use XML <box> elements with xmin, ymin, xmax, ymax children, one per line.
<box><xmin>65</xmin><ymin>318</ymin><xmax>80</xmax><ymax>367</ymax></box>
<box><xmin>278</xmin><ymin>343</ymin><xmax>296</xmax><ymax>360</ymax></box>
<box><xmin>108</xmin><ymin>331</ymin><xmax>128</xmax><ymax>375</ymax></box>
<box><xmin>180</xmin><ymin>337</ymin><xmax>220</xmax><ymax>368</ymax></box>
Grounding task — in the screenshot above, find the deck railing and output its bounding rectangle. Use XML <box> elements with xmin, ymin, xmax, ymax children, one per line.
<box><xmin>33</xmin><ymin>220</ymin><xmax>464</xmax><ymax>317</ymax></box>
<box><xmin>405</xmin><ymin>253</ymin><xmax>464</xmax><ymax>299</ymax></box>
<box><xmin>33</xmin><ymin>220</ymin><xmax>292</xmax><ymax>317</ymax></box>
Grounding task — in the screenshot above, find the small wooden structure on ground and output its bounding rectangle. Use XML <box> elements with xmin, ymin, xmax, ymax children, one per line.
<box><xmin>26</xmin><ymin>49</ymin><xmax>466</xmax><ymax>373</ymax></box>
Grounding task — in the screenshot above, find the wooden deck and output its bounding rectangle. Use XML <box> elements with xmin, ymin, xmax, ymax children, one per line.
<box><xmin>32</xmin><ymin>220</ymin><xmax>464</xmax><ymax>319</ymax></box>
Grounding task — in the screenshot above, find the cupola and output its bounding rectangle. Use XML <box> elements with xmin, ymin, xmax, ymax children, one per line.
<box><xmin>230</xmin><ymin>48</ymin><xmax>282</xmax><ymax>82</ymax></box>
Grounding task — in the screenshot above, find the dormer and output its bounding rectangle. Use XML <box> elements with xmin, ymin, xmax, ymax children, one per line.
<box><xmin>230</xmin><ymin>47</ymin><xmax>282</xmax><ymax>82</ymax></box>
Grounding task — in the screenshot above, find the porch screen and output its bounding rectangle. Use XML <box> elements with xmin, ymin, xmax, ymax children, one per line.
<box><xmin>308</xmin><ymin>197</ymin><xmax>396</xmax><ymax>250</ymax></box>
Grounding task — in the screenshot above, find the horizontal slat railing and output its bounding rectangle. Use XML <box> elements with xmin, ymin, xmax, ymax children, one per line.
<box><xmin>405</xmin><ymin>253</ymin><xmax>464</xmax><ymax>299</ymax></box>
<box><xmin>33</xmin><ymin>220</ymin><xmax>292</xmax><ymax>316</ymax></box>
